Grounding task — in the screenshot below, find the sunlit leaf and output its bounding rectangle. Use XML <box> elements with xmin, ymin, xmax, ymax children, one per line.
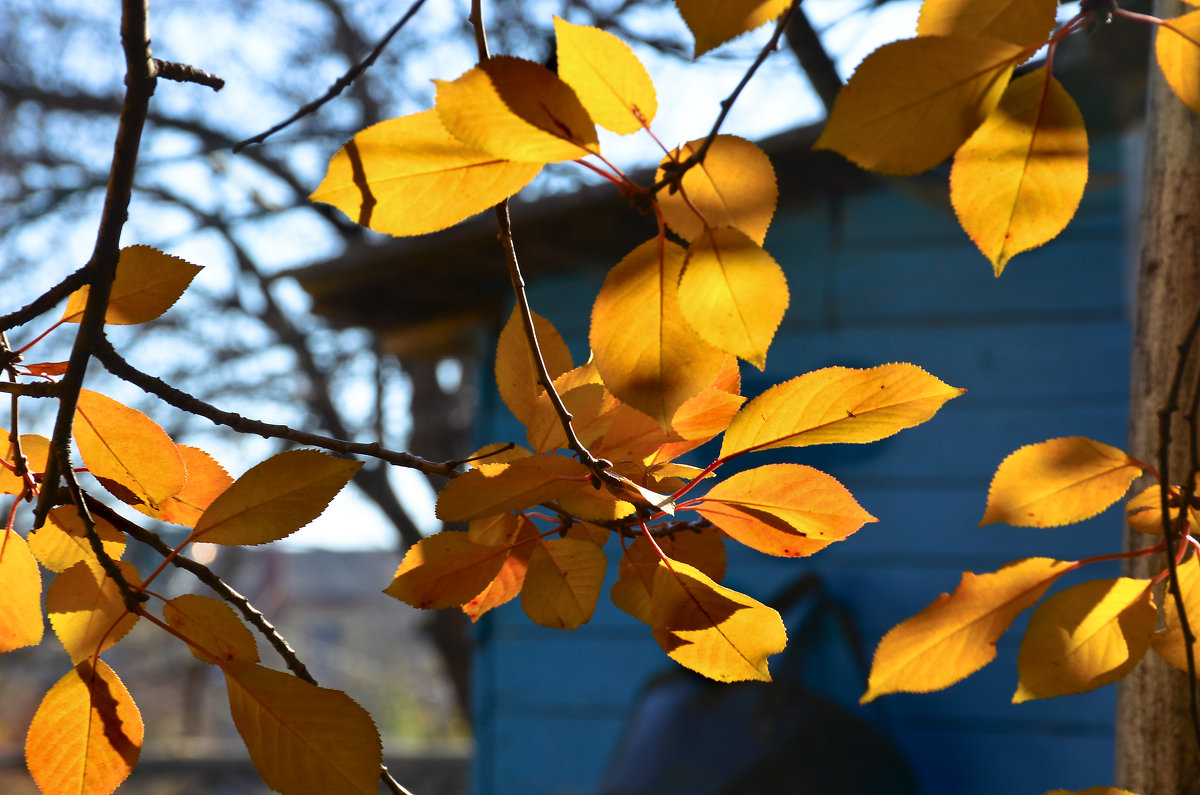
<box><xmin>657</xmin><ymin>136</ymin><xmax>777</xmax><ymax>244</ymax></box>
<box><xmin>191</xmin><ymin>450</ymin><xmax>361</xmax><ymax>546</ymax></box>
<box><xmin>496</xmin><ymin>307</ymin><xmax>575</xmax><ymax>427</ymax></box>
<box><xmin>720</xmin><ymin>363</ymin><xmax>964</xmax><ymax>458</ymax></box>
<box><xmin>1152</xmin><ymin>554</ymin><xmax>1200</xmax><ymax>674</ymax></box>
<box><xmin>137</xmin><ymin>444</ymin><xmax>232</xmax><ymax>527</ymax></box>
<box><xmin>674</xmin><ymin>0</ymin><xmax>791</xmax><ymax>56</ymax></box>
<box><xmin>385</xmin><ymin>531</ymin><xmax>510</xmax><ymax>609</ymax></box>
<box><xmin>435</xmin><ymin>454</ymin><xmax>590</xmax><ymax>522</ymax></box>
<box><xmin>815</xmin><ymin>36</ymin><xmax>1024</xmax><ymax>175</ymax></box>
<box><xmin>47</xmin><ymin>561</ymin><xmax>141</xmax><ymax>665</ymax></box>
<box><xmin>26</xmin><ymin>660</ymin><xmax>142</xmax><ymax>795</ymax></box>
<box><xmin>694</xmin><ymin>464</ymin><xmax>877</xmax><ymax>557</ymax></box>
<box><xmin>75</xmin><ymin>390</ymin><xmax>186</xmax><ymax>512</ymax></box>
<box><xmin>310</xmin><ymin>109</ymin><xmax>540</xmax><ymax>236</ymax></box>
<box><xmin>1125</xmin><ymin>484</ymin><xmax>1199</xmax><ymax>535</ymax></box>
<box><xmin>1014</xmin><ymin>577</ymin><xmax>1154</xmax><ymax>702</ymax></box>
<box><xmin>0</xmin><ymin>529</ymin><xmax>44</xmax><ymax>652</ymax></box>
<box><xmin>555</xmin><ymin>482</ymin><xmax>635</xmax><ymax>521</ymax></box>
<box><xmin>981</xmin><ymin>437</ymin><xmax>1142</xmax><ymax>528</ymax></box>
<box><xmin>554</xmin><ymin>16</ymin><xmax>656</xmax><ymax>133</ymax></box>
<box><xmin>917</xmin><ymin>0</ymin><xmax>1057</xmax><ymax>48</ymax></box>
<box><xmin>592</xmin><ymin>238</ymin><xmax>726</xmax><ymax>429</ymax></box>
<box><xmin>951</xmin><ymin>68</ymin><xmax>1087</xmax><ymax>274</ymax></box>
<box><xmin>62</xmin><ymin>245</ymin><xmax>202</xmax><ymax>325</ymax></box>
<box><xmin>0</xmin><ymin>431</ymin><xmax>49</xmax><ymax>495</ymax></box>
<box><xmin>650</xmin><ymin>559</ymin><xmax>787</xmax><ymax>682</ymax></box>
<box><xmin>521</xmin><ymin>537</ymin><xmax>607</xmax><ymax>629</ymax></box>
<box><xmin>1157</xmin><ymin>9</ymin><xmax>1200</xmax><ymax>116</ymax></box>
<box><xmin>164</xmin><ymin>593</ymin><xmax>259</xmax><ymax>665</ymax></box>
<box><xmin>223</xmin><ymin>662</ymin><xmax>382</xmax><ymax>795</ymax></box>
<box><xmin>462</xmin><ymin>518</ymin><xmax>539</xmax><ymax>622</ymax></box>
<box><xmin>436</xmin><ymin>57</ymin><xmax>598</xmax><ymax>162</ymax></box>
<box><xmin>21</xmin><ymin>361</ymin><xmax>69</xmax><ymax>377</ymax></box>
<box><xmin>30</xmin><ymin>506</ymin><xmax>125</xmax><ymax>573</ymax></box>
<box><xmin>678</xmin><ymin>227</ymin><xmax>788</xmax><ymax>368</ymax></box>
<box><xmin>863</xmin><ymin>557</ymin><xmax>1073</xmax><ymax>702</ymax></box>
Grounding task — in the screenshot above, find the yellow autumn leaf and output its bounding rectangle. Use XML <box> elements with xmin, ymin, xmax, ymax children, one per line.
<box><xmin>164</xmin><ymin>593</ymin><xmax>259</xmax><ymax>665</ymax></box>
<box><xmin>521</xmin><ymin>537</ymin><xmax>607</xmax><ymax>630</ymax></box>
<box><xmin>611</xmin><ymin>532</ymin><xmax>728</xmax><ymax>626</ymax></box>
<box><xmin>1014</xmin><ymin>577</ymin><xmax>1154</xmax><ymax>702</ymax></box>
<box><xmin>26</xmin><ymin>660</ymin><xmax>143</xmax><ymax>795</ymax></box>
<box><xmin>862</xmin><ymin>557</ymin><xmax>1073</xmax><ymax>702</ymax></box>
<box><xmin>981</xmin><ymin>437</ymin><xmax>1142</xmax><ymax>527</ymax></box>
<box><xmin>223</xmin><ymin>662</ymin><xmax>382</xmax><ymax>795</ymax></box>
<box><xmin>463</xmin><ymin>518</ymin><xmax>539</xmax><ymax>622</ymax></box>
<box><xmin>47</xmin><ymin>560</ymin><xmax>141</xmax><ymax>665</ymax></box>
<box><xmin>1125</xmin><ymin>484</ymin><xmax>1199</xmax><ymax>535</ymax></box>
<box><xmin>720</xmin><ymin>363</ymin><xmax>964</xmax><ymax>458</ymax></box>
<box><xmin>0</xmin><ymin>431</ymin><xmax>49</xmax><ymax>495</ymax></box>
<box><xmin>435</xmin><ymin>454</ymin><xmax>591</xmax><ymax>522</ymax></box>
<box><xmin>554</xmin><ymin>16</ymin><xmax>657</xmax><ymax>133</ymax></box>
<box><xmin>0</xmin><ymin>529</ymin><xmax>44</xmax><ymax>652</ymax></box>
<box><xmin>674</xmin><ymin>0</ymin><xmax>791</xmax><ymax>56</ymax></box>
<box><xmin>136</xmin><ymin>444</ymin><xmax>232</xmax><ymax>527</ymax></box>
<box><xmin>815</xmin><ymin>36</ymin><xmax>1024</xmax><ymax>175</ymax></box>
<box><xmin>650</xmin><ymin>559</ymin><xmax>787</xmax><ymax>682</ymax></box>
<box><xmin>436</xmin><ymin>56</ymin><xmax>598</xmax><ymax>163</ymax></box>
<box><xmin>309</xmin><ymin>109</ymin><xmax>540</xmax><ymax>237</ymax></box>
<box><xmin>386</xmin><ymin>531</ymin><xmax>511</xmax><ymax>610</ymax></box>
<box><xmin>656</xmin><ymin>136</ymin><xmax>777</xmax><ymax>244</ymax></box>
<box><xmin>951</xmin><ymin>68</ymin><xmax>1088</xmax><ymax>275</ymax></box>
<box><xmin>75</xmin><ymin>389</ymin><xmax>186</xmax><ymax>512</ymax></box>
<box><xmin>678</xmin><ymin>227</ymin><xmax>788</xmax><ymax>368</ymax></box>
<box><xmin>917</xmin><ymin>0</ymin><xmax>1057</xmax><ymax>49</ymax></box>
<box><xmin>1157</xmin><ymin>9</ymin><xmax>1200</xmax><ymax>116</ymax></box>
<box><xmin>30</xmin><ymin>506</ymin><xmax>126</xmax><ymax>573</ymax></box>
<box><xmin>694</xmin><ymin>463</ymin><xmax>877</xmax><ymax>557</ymax></box>
<box><xmin>591</xmin><ymin>238</ymin><xmax>726</xmax><ymax>430</ymax></box>
<box><xmin>62</xmin><ymin>245</ymin><xmax>202</xmax><ymax>325</ymax></box>
<box><xmin>495</xmin><ymin>307</ymin><xmax>575</xmax><ymax>427</ymax></box>
<box><xmin>1152</xmin><ymin>554</ymin><xmax>1200</xmax><ymax>674</ymax></box>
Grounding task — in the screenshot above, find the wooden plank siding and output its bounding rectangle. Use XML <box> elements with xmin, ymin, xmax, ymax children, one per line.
<box><xmin>469</xmin><ymin>136</ymin><xmax>1133</xmax><ymax>794</ymax></box>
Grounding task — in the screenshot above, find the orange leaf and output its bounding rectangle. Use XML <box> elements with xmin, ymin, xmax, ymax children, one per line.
<box><xmin>981</xmin><ymin>437</ymin><xmax>1142</xmax><ymax>528</ymax></box>
<box><xmin>591</xmin><ymin>238</ymin><xmax>726</xmax><ymax>429</ymax></box>
<box><xmin>720</xmin><ymin>363</ymin><xmax>964</xmax><ymax>458</ymax></box>
<box><xmin>310</xmin><ymin>109</ymin><xmax>540</xmax><ymax>236</ymax></box>
<box><xmin>385</xmin><ymin>531</ymin><xmax>510</xmax><ymax>609</ymax></box>
<box><xmin>0</xmin><ymin>431</ymin><xmax>49</xmax><ymax>495</ymax></box>
<box><xmin>650</xmin><ymin>559</ymin><xmax>787</xmax><ymax>682</ymax></box>
<box><xmin>164</xmin><ymin>593</ymin><xmax>259</xmax><ymax>665</ymax></box>
<box><xmin>137</xmin><ymin>444</ymin><xmax>232</xmax><ymax>527</ymax></box>
<box><xmin>495</xmin><ymin>307</ymin><xmax>574</xmax><ymax>427</ymax></box>
<box><xmin>21</xmin><ymin>361</ymin><xmax>69</xmax><ymax>377</ymax></box>
<box><xmin>191</xmin><ymin>450</ymin><xmax>361</xmax><ymax>545</ymax></box>
<box><xmin>674</xmin><ymin>0</ymin><xmax>791</xmax><ymax>56</ymax></box>
<box><xmin>612</xmin><ymin>531</ymin><xmax>728</xmax><ymax>626</ymax></box>
<box><xmin>463</xmin><ymin>514</ymin><xmax>539</xmax><ymax>622</ymax></box>
<box><xmin>554</xmin><ymin>17</ymin><xmax>657</xmax><ymax>133</ymax></box>
<box><xmin>436</xmin><ymin>57</ymin><xmax>598</xmax><ymax>162</ymax></box>
<box><xmin>29</xmin><ymin>506</ymin><xmax>125</xmax><ymax>573</ymax></box>
<box><xmin>26</xmin><ymin>660</ymin><xmax>143</xmax><ymax>795</ymax></box>
<box><xmin>47</xmin><ymin>561</ymin><xmax>141</xmax><ymax>665</ymax></box>
<box><xmin>1014</xmin><ymin>577</ymin><xmax>1154</xmax><ymax>702</ymax></box>
<box><xmin>0</xmin><ymin>529</ymin><xmax>44</xmax><ymax>652</ymax></box>
<box><xmin>814</xmin><ymin>36</ymin><xmax>1023</xmax><ymax>175</ymax></box>
<box><xmin>435</xmin><ymin>454</ymin><xmax>590</xmax><ymax>522</ymax></box>
<box><xmin>917</xmin><ymin>0</ymin><xmax>1057</xmax><ymax>48</ymax></box>
<box><xmin>657</xmin><ymin>136</ymin><xmax>777</xmax><ymax>244</ymax></box>
<box><xmin>223</xmin><ymin>662</ymin><xmax>382</xmax><ymax>795</ymax></box>
<box><xmin>695</xmin><ymin>464</ymin><xmax>876</xmax><ymax>557</ymax></box>
<box><xmin>1153</xmin><ymin>554</ymin><xmax>1200</xmax><ymax>674</ymax></box>
<box><xmin>951</xmin><ymin>68</ymin><xmax>1087</xmax><ymax>274</ymax></box>
<box><xmin>678</xmin><ymin>227</ymin><xmax>788</xmax><ymax>368</ymax></box>
<box><xmin>1157</xmin><ymin>9</ymin><xmax>1200</xmax><ymax>116</ymax></box>
<box><xmin>75</xmin><ymin>390</ymin><xmax>186</xmax><ymax>512</ymax></box>
<box><xmin>62</xmin><ymin>245</ymin><xmax>202</xmax><ymax>325</ymax></box>
<box><xmin>862</xmin><ymin>557</ymin><xmax>1073</xmax><ymax>702</ymax></box>
<box><xmin>521</xmin><ymin>537</ymin><xmax>607</xmax><ymax>630</ymax></box>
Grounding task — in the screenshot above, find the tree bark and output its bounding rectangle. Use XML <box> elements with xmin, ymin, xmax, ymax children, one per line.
<box><xmin>1115</xmin><ymin>2</ymin><xmax>1200</xmax><ymax>792</ymax></box>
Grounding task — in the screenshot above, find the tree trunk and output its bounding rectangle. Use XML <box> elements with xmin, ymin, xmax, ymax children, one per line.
<box><xmin>1115</xmin><ymin>2</ymin><xmax>1200</xmax><ymax>792</ymax></box>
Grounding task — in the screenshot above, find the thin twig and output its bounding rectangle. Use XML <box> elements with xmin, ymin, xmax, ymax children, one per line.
<box><xmin>0</xmin><ymin>267</ymin><xmax>90</xmax><ymax>333</ymax></box>
<box><xmin>0</xmin><ymin>382</ymin><xmax>63</xmax><ymax>398</ymax></box>
<box><xmin>64</xmin><ymin>468</ymin><xmax>148</xmax><ymax>614</ymax></box>
<box><xmin>233</xmin><ymin>0</ymin><xmax>430</xmax><ymax>151</ymax></box>
<box><xmin>151</xmin><ymin>59</ymin><xmax>224</xmax><ymax>91</ymax></box>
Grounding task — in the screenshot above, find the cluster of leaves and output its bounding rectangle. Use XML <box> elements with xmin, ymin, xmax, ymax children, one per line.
<box><xmin>816</xmin><ymin>0</ymin><xmax>1200</xmax><ymax>274</ymax></box>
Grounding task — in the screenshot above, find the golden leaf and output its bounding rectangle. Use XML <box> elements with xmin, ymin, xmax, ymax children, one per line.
<box><xmin>0</xmin><ymin>431</ymin><xmax>49</xmax><ymax>495</ymax></box>
<box><xmin>30</xmin><ymin>506</ymin><xmax>125</xmax><ymax>573</ymax></box>
<box><xmin>385</xmin><ymin>531</ymin><xmax>510</xmax><ymax>610</ymax></box>
<box><xmin>1152</xmin><ymin>554</ymin><xmax>1200</xmax><ymax>674</ymax></box>
<box><xmin>435</xmin><ymin>454</ymin><xmax>591</xmax><ymax>522</ymax></box>
<box><xmin>495</xmin><ymin>307</ymin><xmax>575</xmax><ymax>427</ymax></box>
<box><xmin>917</xmin><ymin>0</ymin><xmax>1057</xmax><ymax>48</ymax></box>
<box><xmin>674</xmin><ymin>0</ymin><xmax>791</xmax><ymax>56</ymax></box>
<box><xmin>657</xmin><ymin>136</ymin><xmax>777</xmax><ymax>244</ymax></box>
<box><xmin>521</xmin><ymin>537</ymin><xmax>607</xmax><ymax>630</ymax></box>
<box><xmin>47</xmin><ymin>561</ymin><xmax>141</xmax><ymax>665</ymax></box>
<box><xmin>62</xmin><ymin>245</ymin><xmax>202</xmax><ymax>325</ymax></box>
<box><xmin>554</xmin><ymin>16</ymin><xmax>657</xmax><ymax>133</ymax></box>
<box><xmin>136</xmin><ymin>444</ymin><xmax>232</xmax><ymax>527</ymax></box>
<box><xmin>0</xmin><ymin>529</ymin><xmax>44</xmax><ymax>652</ymax></box>
<box><xmin>1157</xmin><ymin>10</ymin><xmax>1200</xmax><ymax>116</ymax></box>
<box><xmin>164</xmin><ymin>593</ymin><xmax>259</xmax><ymax>665</ymax></box>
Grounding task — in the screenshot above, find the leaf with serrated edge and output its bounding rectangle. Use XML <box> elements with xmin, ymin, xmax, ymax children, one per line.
<box><xmin>1153</xmin><ymin>554</ymin><xmax>1200</xmax><ymax>674</ymax></box>
<box><xmin>30</xmin><ymin>506</ymin><xmax>125</xmax><ymax>573</ymax></box>
<box><xmin>48</xmin><ymin>561</ymin><xmax>141</xmax><ymax>665</ymax></box>
<box><xmin>554</xmin><ymin>17</ymin><xmax>656</xmax><ymax>133</ymax></box>
<box><xmin>191</xmin><ymin>450</ymin><xmax>361</xmax><ymax>545</ymax></box>
<box><xmin>815</xmin><ymin>36</ymin><xmax>1024</xmax><ymax>175</ymax></box>
<box><xmin>0</xmin><ymin>431</ymin><xmax>49</xmax><ymax>495</ymax></box>
<box><xmin>720</xmin><ymin>364</ymin><xmax>964</xmax><ymax>458</ymax></box>
<box><xmin>695</xmin><ymin>464</ymin><xmax>876</xmax><ymax>557</ymax></box>
<box><xmin>496</xmin><ymin>307</ymin><xmax>574</xmax><ymax>427</ymax></box>
<box><xmin>521</xmin><ymin>537</ymin><xmax>607</xmax><ymax>629</ymax></box>
<box><xmin>137</xmin><ymin>444</ymin><xmax>232</xmax><ymax>527</ymax></box>
<box><xmin>462</xmin><ymin>518</ymin><xmax>540</xmax><ymax>622</ymax></box>
<box><xmin>436</xmin><ymin>454</ymin><xmax>590</xmax><ymax>522</ymax></box>
<box><xmin>385</xmin><ymin>531</ymin><xmax>510</xmax><ymax>609</ymax></box>
<box><xmin>165</xmin><ymin>594</ymin><xmax>259</xmax><ymax>665</ymax></box>
<box><xmin>863</xmin><ymin>557</ymin><xmax>1073</xmax><ymax>702</ymax></box>
<box><xmin>62</xmin><ymin>245</ymin><xmax>202</xmax><ymax>325</ymax></box>
<box><xmin>1014</xmin><ymin>577</ymin><xmax>1154</xmax><ymax>702</ymax></box>
<box><xmin>1157</xmin><ymin>10</ymin><xmax>1200</xmax><ymax>116</ymax></box>
<box><xmin>0</xmin><ymin>529</ymin><xmax>43</xmax><ymax>652</ymax></box>
<box><xmin>981</xmin><ymin>437</ymin><xmax>1142</xmax><ymax>528</ymax></box>
<box><xmin>26</xmin><ymin>660</ymin><xmax>143</xmax><ymax>795</ymax></box>
<box><xmin>917</xmin><ymin>0</ymin><xmax>1057</xmax><ymax>48</ymax></box>
<box><xmin>657</xmin><ymin>136</ymin><xmax>777</xmax><ymax>244</ymax></box>
<box><xmin>674</xmin><ymin>0</ymin><xmax>791</xmax><ymax>56</ymax></box>
<box><xmin>1125</xmin><ymin>484</ymin><xmax>1200</xmax><ymax>535</ymax></box>
<box><xmin>224</xmin><ymin>662</ymin><xmax>381</xmax><ymax>795</ymax></box>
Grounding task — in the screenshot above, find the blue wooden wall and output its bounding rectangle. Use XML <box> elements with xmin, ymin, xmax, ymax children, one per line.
<box><xmin>469</xmin><ymin>136</ymin><xmax>1134</xmax><ymax>795</ymax></box>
